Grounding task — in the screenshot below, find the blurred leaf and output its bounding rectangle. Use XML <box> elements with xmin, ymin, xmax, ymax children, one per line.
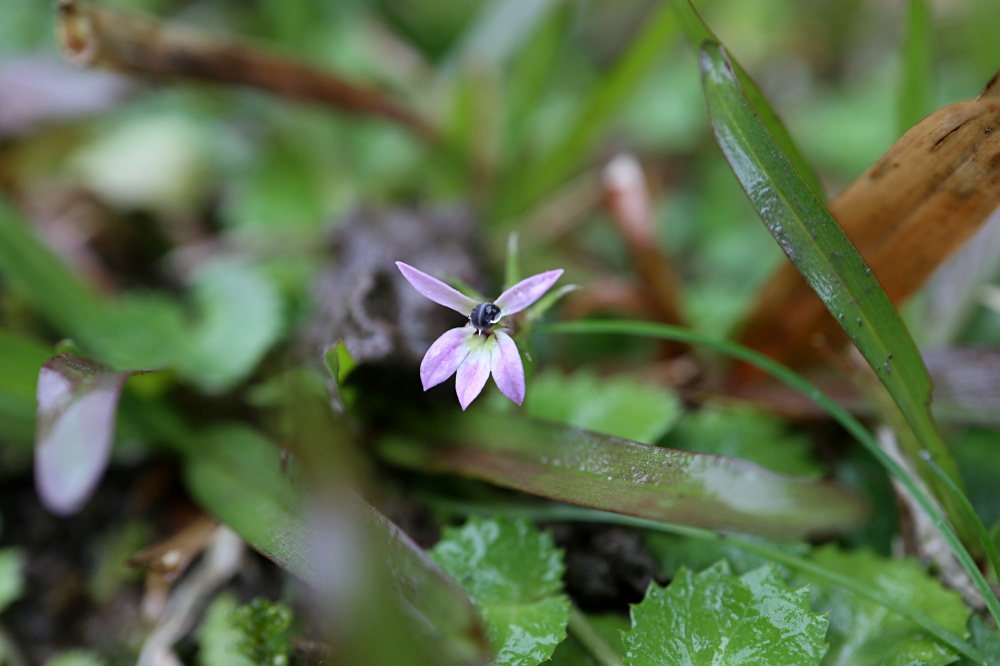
<box><xmin>525</xmin><ymin>369</ymin><xmax>681</xmax><ymax>444</ymax></box>
<box><xmin>803</xmin><ymin>546</ymin><xmax>971</xmax><ymax>666</ymax></box>
<box><xmin>381</xmin><ymin>412</ymin><xmax>866</xmax><ymax>538</ymax></box>
<box><xmin>645</xmin><ymin>531</ymin><xmax>808</xmax><ymax>581</ymax></box>
<box><xmin>174</xmin><ymin>260</ymin><xmax>283</xmax><ymax>393</ymax></box>
<box><xmin>34</xmin><ymin>354</ymin><xmax>132</xmax><ymax>516</ymax></box>
<box><xmin>43</xmin><ymin>653</ymin><xmax>109</xmax><ymax>666</ymax></box>
<box><xmin>0</xmin><ymin>329</ymin><xmax>52</xmax><ymax>445</ymax></box>
<box><xmin>457</xmin><ymin>0</ymin><xmax>557</xmax><ymax>66</ymax></box>
<box><xmin>670</xmin><ymin>406</ymin><xmax>821</xmax><ymax>477</ymax></box>
<box><xmin>0</xmin><ymin>547</ymin><xmax>24</xmax><ymax>613</ymax></box>
<box><xmin>550</xmin><ymin>613</ymin><xmax>628</xmax><ymax>666</ymax></box>
<box><xmin>953</xmin><ymin>427</ymin><xmax>1000</xmax><ymax>534</ymax></box>
<box><xmin>180</xmin><ymin>424</ymin><xmax>488</xmax><ymax>665</ymax></box>
<box><xmin>898</xmin><ymin>0</ymin><xmax>933</xmax><ymax>136</ymax></box>
<box><xmin>957</xmin><ymin>616</ymin><xmax>1000</xmax><ymax>666</ymax></box>
<box><xmin>669</xmin><ymin>0</ymin><xmax>825</xmax><ymax>198</ymax></box>
<box><xmin>699</xmin><ymin>42</ymin><xmax>972</xmax><ymax>543</ymax></box>
<box><xmin>495</xmin><ymin>3</ymin><xmax>679</xmax><ymax>221</ymax></box>
<box><xmin>197</xmin><ymin>593</ymin><xmax>255</xmax><ymax>666</ymax></box>
<box><xmin>430</xmin><ymin>517</ymin><xmax>570</xmax><ymax>666</ymax></box>
<box><xmin>622</xmin><ymin>561</ymin><xmax>828</xmax><ymax>666</ymax></box>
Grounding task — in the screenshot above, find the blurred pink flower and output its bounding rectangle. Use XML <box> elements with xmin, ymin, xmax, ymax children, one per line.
<box><xmin>396</xmin><ymin>261</ymin><xmax>563</xmax><ymax>409</ymax></box>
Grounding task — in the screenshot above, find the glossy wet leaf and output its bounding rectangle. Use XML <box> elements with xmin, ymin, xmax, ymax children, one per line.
<box><xmin>623</xmin><ymin>561</ymin><xmax>828</xmax><ymax>666</ymax></box>
<box><xmin>801</xmin><ymin>546</ymin><xmax>971</xmax><ymax>666</ymax></box>
<box><xmin>381</xmin><ymin>412</ymin><xmax>865</xmax><ymax>538</ymax></box>
<box><xmin>699</xmin><ymin>42</ymin><xmax>972</xmax><ymax>544</ymax></box>
<box><xmin>34</xmin><ymin>354</ymin><xmax>133</xmax><ymax>516</ymax></box>
<box><xmin>670</xmin><ymin>406</ymin><xmax>821</xmax><ymax>478</ymax></box>
<box><xmin>430</xmin><ymin>517</ymin><xmax>570</xmax><ymax>666</ymax></box>
<box><xmin>525</xmin><ymin>369</ymin><xmax>681</xmax><ymax>444</ymax></box>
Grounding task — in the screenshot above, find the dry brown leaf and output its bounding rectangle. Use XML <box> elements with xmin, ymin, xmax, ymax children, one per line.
<box><xmin>733</xmin><ymin>72</ymin><xmax>1000</xmax><ymax>381</ymax></box>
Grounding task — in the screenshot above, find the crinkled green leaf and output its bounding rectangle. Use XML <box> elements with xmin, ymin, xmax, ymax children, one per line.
<box><xmin>803</xmin><ymin>546</ymin><xmax>971</xmax><ymax>666</ymax></box>
<box><xmin>197</xmin><ymin>593</ymin><xmax>255</xmax><ymax>666</ymax></box>
<box><xmin>624</xmin><ymin>561</ymin><xmax>828</xmax><ymax>666</ymax></box>
<box><xmin>174</xmin><ymin>260</ymin><xmax>283</xmax><ymax>393</ymax></box>
<box><xmin>430</xmin><ymin>517</ymin><xmax>570</xmax><ymax>666</ymax></box>
<box><xmin>957</xmin><ymin>617</ymin><xmax>1000</xmax><ymax>666</ymax></box>
<box><xmin>670</xmin><ymin>406</ymin><xmax>821</xmax><ymax>478</ymax></box>
<box><xmin>34</xmin><ymin>354</ymin><xmax>133</xmax><ymax>516</ymax></box>
<box><xmin>525</xmin><ymin>369</ymin><xmax>681</xmax><ymax>444</ymax></box>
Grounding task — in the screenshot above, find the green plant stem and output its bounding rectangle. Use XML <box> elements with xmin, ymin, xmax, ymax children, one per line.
<box><xmin>568</xmin><ymin>604</ymin><xmax>624</xmax><ymax>666</ymax></box>
<box><xmin>538</xmin><ymin>319</ymin><xmax>1000</xmax><ymax>628</ymax></box>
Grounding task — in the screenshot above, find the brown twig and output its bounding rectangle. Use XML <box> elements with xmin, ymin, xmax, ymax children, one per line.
<box><xmin>56</xmin><ymin>0</ymin><xmax>437</xmax><ymax>140</ymax></box>
<box><xmin>602</xmin><ymin>154</ymin><xmax>686</xmax><ymax>327</ymax></box>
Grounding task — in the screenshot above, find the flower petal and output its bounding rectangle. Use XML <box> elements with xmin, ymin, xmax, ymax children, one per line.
<box><xmin>396</xmin><ymin>262</ymin><xmax>479</xmax><ymax>315</ymax></box>
<box><xmin>490</xmin><ymin>331</ymin><xmax>525</xmax><ymax>405</ymax></box>
<box><xmin>420</xmin><ymin>327</ymin><xmax>474</xmax><ymax>390</ymax></box>
<box><xmin>455</xmin><ymin>336</ymin><xmax>492</xmax><ymax>410</ymax></box>
<box><xmin>493</xmin><ymin>269</ymin><xmax>564</xmax><ymax>316</ymax></box>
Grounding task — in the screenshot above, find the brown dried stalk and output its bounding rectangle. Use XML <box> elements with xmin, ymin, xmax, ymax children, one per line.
<box><xmin>56</xmin><ymin>0</ymin><xmax>436</xmax><ymax>140</ymax></box>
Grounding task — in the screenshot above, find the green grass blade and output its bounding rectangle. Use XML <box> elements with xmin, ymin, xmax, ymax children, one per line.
<box><xmin>669</xmin><ymin>0</ymin><xmax>825</xmax><ymax>199</ymax></box>
<box><xmin>539</xmin><ymin>319</ymin><xmax>1000</xmax><ymax>625</ymax></box>
<box><xmin>494</xmin><ymin>3</ymin><xmax>679</xmax><ymax>222</ymax></box>
<box><xmin>898</xmin><ymin>0</ymin><xmax>933</xmax><ymax>135</ymax></box>
<box><xmin>699</xmin><ymin>42</ymin><xmax>976</xmax><ymax>548</ymax></box>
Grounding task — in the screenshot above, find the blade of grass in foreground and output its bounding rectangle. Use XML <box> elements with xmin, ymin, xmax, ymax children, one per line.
<box><xmin>699</xmin><ymin>43</ymin><xmax>976</xmax><ymax>549</ymax></box>
<box><xmin>539</xmin><ymin>319</ymin><xmax>1000</xmax><ymax>626</ymax></box>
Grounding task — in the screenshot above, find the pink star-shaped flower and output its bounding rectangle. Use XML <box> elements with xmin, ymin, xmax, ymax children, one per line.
<box><xmin>396</xmin><ymin>262</ymin><xmax>563</xmax><ymax>409</ymax></box>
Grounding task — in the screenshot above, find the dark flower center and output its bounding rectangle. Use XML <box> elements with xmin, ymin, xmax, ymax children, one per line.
<box><xmin>469</xmin><ymin>302</ymin><xmax>502</xmax><ymax>333</ymax></box>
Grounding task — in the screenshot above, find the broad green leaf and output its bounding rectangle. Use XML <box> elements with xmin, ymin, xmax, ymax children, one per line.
<box><xmin>174</xmin><ymin>260</ymin><xmax>283</xmax><ymax>393</ymax></box>
<box><xmin>34</xmin><ymin>354</ymin><xmax>133</xmax><ymax>516</ymax></box>
<box><xmin>670</xmin><ymin>406</ymin><xmax>821</xmax><ymax>478</ymax></box>
<box><xmin>623</xmin><ymin>561</ymin><xmax>828</xmax><ymax>666</ymax></box>
<box><xmin>669</xmin><ymin>0</ymin><xmax>825</xmax><ymax>198</ymax></box>
<box><xmin>0</xmin><ymin>329</ymin><xmax>52</xmax><ymax>446</ymax></box>
<box><xmin>180</xmin><ymin>424</ymin><xmax>488</xmax><ymax>665</ymax></box>
<box><xmin>803</xmin><ymin>546</ymin><xmax>971</xmax><ymax>666</ymax></box>
<box><xmin>898</xmin><ymin>0</ymin><xmax>933</xmax><ymax>136</ymax></box>
<box><xmin>430</xmin><ymin>517</ymin><xmax>570</xmax><ymax>666</ymax></box>
<box><xmin>381</xmin><ymin>412</ymin><xmax>865</xmax><ymax>538</ymax></box>
<box><xmin>699</xmin><ymin>42</ymin><xmax>974</xmax><ymax>549</ymax></box>
<box><xmin>525</xmin><ymin>369</ymin><xmax>681</xmax><ymax>445</ymax></box>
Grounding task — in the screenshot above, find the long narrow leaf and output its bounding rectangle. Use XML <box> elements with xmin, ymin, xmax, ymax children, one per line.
<box><xmin>379</xmin><ymin>412</ymin><xmax>866</xmax><ymax>539</ymax></box>
<box><xmin>669</xmin><ymin>0</ymin><xmax>825</xmax><ymax>198</ymax></box>
<box><xmin>699</xmin><ymin>42</ymin><xmax>975</xmax><ymax>548</ymax></box>
<box><xmin>898</xmin><ymin>0</ymin><xmax>933</xmax><ymax>135</ymax></box>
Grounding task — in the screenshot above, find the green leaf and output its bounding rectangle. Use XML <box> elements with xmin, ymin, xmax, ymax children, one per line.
<box><xmin>803</xmin><ymin>546</ymin><xmax>971</xmax><ymax>666</ymax></box>
<box><xmin>669</xmin><ymin>0</ymin><xmax>825</xmax><ymax>198</ymax></box>
<box><xmin>525</xmin><ymin>369</ymin><xmax>681</xmax><ymax>444</ymax></box>
<box><xmin>898</xmin><ymin>0</ymin><xmax>934</xmax><ymax>136</ymax></box>
<box><xmin>174</xmin><ymin>260</ymin><xmax>284</xmax><ymax>393</ymax></box>
<box><xmin>382</xmin><ymin>412</ymin><xmax>866</xmax><ymax>538</ymax></box>
<box><xmin>670</xmin><ymin>406</ymin><xmax>821</xmax><ymax>477</ymax></box>
<box><xmin>0</xmin><ymin>329</ymin><xmax>52</xmax><ymax>446</ymax></box>
<box><xmin>430</xmin><ymin>517</ymin><xmax>570</xmax><ymax>666</ymax></box>
<box><xmin>197</xmin><ymin>593</ymin><xmax>255</xmax><ymax>666</ymax></box>
<box><xmin>43</xmin><ymin>654</ymin><xmax>109</xmax><ymax>666</ymax></box>
<box><xmin>699</xmin><ymin>41</ymin><xmax>975</xmax><ymax>551</ymax></box>
<box><xmin>180</xmin><ymin>424</ymin><xmax>488</xmax><ymax>665</ymax></box>
<box><xmin>0</xmin><ymin>547</ymin><xmax>24</xmax><ymax>613</ymax></box>
<box><xmin>957</xmin><ymin>616</ymin><xmax>1000</xmax><ymax>666</ymax></box>
<box><xmin>623</xmin><ymin>561</ymin><xmax>828</xmax><ymax>666</ymax></box>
